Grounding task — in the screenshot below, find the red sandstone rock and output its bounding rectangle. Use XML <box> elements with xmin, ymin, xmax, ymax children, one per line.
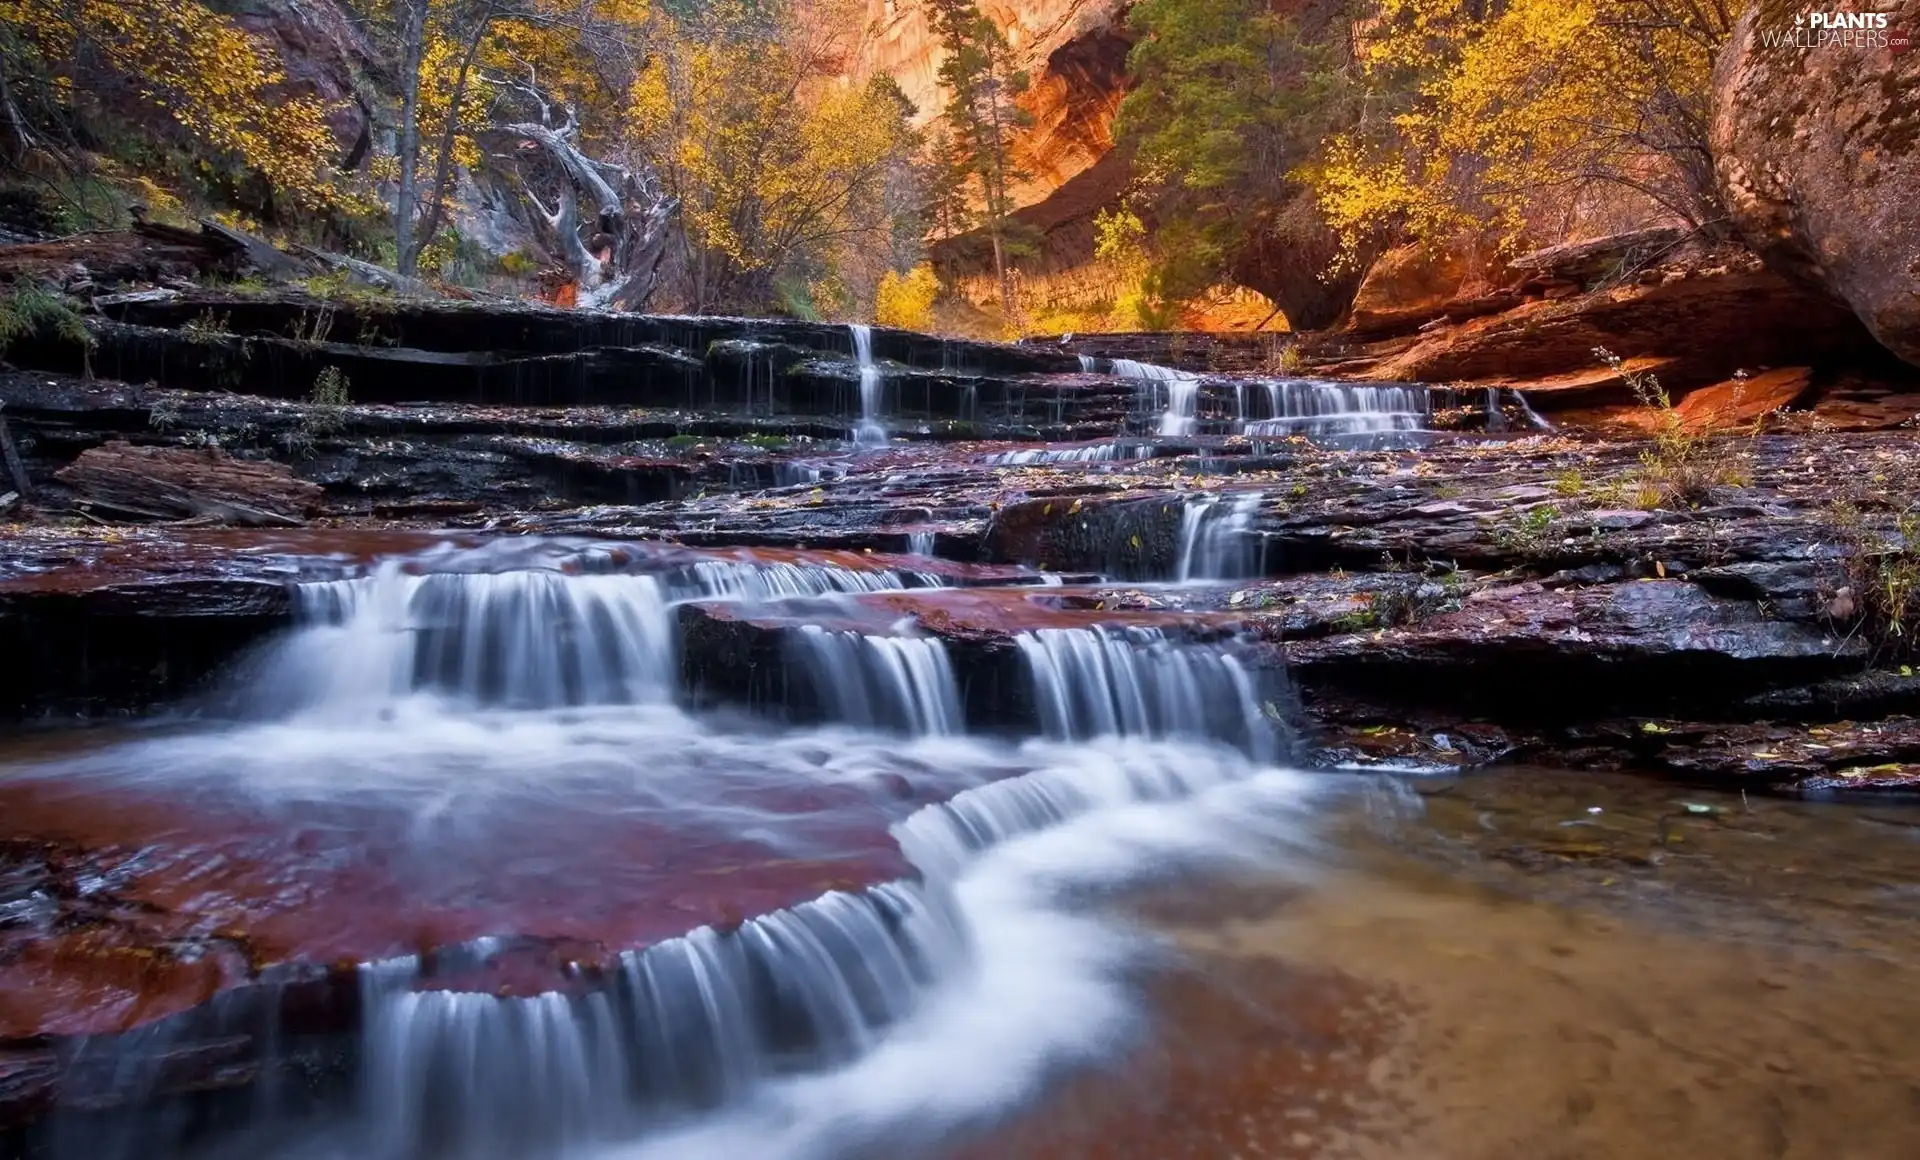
<box><xmin>1712</xmin><ymin>0</ymin><xmax>1920</xmax><ymax>368</ymax></box>
<box><xmin>1674</xmin><ymin>367</ymin><xmax>1813</xmax><ymax>430</ymax></box>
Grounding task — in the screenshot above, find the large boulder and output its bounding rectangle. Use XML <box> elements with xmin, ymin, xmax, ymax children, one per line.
<box><xmin>1711</xmin><ymin>1</ymin><xmax>1920</xmax><ymax>367</ymax></box>
<box><xmin>232</xmin><ymin>0</ymin><xmax>383</xmax><ymax>167</ymax></box>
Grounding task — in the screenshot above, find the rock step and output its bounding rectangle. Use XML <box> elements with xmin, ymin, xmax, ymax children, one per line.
<box><xmin>100</xmin><ymin>293</ymin><xmax>1084</xmax><ymax>377</ymax></box>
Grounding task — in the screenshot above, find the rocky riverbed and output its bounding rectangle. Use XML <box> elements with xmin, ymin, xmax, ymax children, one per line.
<box><xmin>3</xmin><ymin>288</ymin><xmax>1920</xmax><ymax>1155</ymax></box>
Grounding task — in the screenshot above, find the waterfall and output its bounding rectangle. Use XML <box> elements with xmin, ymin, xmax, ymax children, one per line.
<box><xmin>1015</xmin><ymin>626</ymin><xmax>1280</xmax><ymax>761</ymax></box>
<box><xmin>1241</xmin><ymin>380</ymin><xmax>1429</xmax><ymax>438</ymax></box>
<box><xmin>906</xmin><ymin>530</ymin><xmax>936</xmax><ymax>556</ymax></box>
<box><xmin>359</xmin><ymin>882</ymin><xmax>950</xmax><ymax>1160</ymax></box>
<box><xmin>338</xmin><ymin>735</ymin><xmax>1313</xmax><ymax>1160</ymax></box>
<box><xmin>20</xmin><ymin>532</ymin><xmax>1314</xmax><ymax>1160</ymax></box>
<box><xmin>792</xmin><ymin>627</ymin><xmax>963</xmax><ymax>735</ymax></box>
<box><xmin>252</xmin><ymin>553</ymin><xmax>930</xmax><ymax>715</ymax></box>
<box><xmin>275</xmin><ymin>570</ymin><xmax>681</xmax><ymax>711</ymax></box>
<box><xmin>1110</xmin><ymin>359</ymin><xmax>1202</xmax><ymax>437</ymax></box>
<box><xmin>1175</xmin><ymin>492</ymin><xmax>1264</xmax><ymax>581</ymax></box>
<box><xmin>1510</xmin><ymin>387</ymin><xmax>1553</xmax><ymax>430</ymax></box>
<box><xmin>983</xmin><ymin>442</ymin><xmax>1141</xmax><ymax>466</ymax></box>
<box><xmin>1076</xmin><ymin>354</ymin><xmax>1097</xmax><ymax>372</ymax></box>
<box><xmin>849</xmin><ymin>324</ymin><xmax>886</xmax><ymax>446</ymax></box>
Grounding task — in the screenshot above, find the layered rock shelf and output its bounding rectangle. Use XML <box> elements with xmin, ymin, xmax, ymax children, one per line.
<box><xmin>5</xmin><ymin>290</ymin><xmax>1920</xmax><ymax>1145</ymax></box>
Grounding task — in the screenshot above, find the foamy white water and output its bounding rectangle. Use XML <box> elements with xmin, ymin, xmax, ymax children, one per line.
<box><xmin>14</xmin><ymin>539</ymin><xmax>1317</xmax><ymax>1160</ymax></box>
<box><xmin>850</xmin><ymin>323</ymin><xmax>887</xmax><ymax>446</ymax></box>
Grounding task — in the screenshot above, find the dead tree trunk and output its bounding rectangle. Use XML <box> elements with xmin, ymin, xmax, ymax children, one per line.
<box><xmin>496</xmin><ymin>112</ymin><xmax>676</xmax><ymax>312</ymax></box>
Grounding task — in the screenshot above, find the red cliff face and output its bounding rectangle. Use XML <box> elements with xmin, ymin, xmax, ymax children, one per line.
<box><xmin>858</xmin><ymin>0</ymin><xmax>1135</xmax><ymax>244</ymax></box>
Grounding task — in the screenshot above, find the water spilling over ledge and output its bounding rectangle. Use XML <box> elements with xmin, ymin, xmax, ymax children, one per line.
<box><xmin>0</xmin><ymin>527</ymin><xmax>1317</xmax><ymax>1157</ymax></box>
<box><xmin>6</xmin><ymin>292</ymin><xmax>1919</xmax><ymax>1159</ymax></box>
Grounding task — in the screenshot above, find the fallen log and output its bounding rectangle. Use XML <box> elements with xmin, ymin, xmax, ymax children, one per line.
<box><xmin>53</xmin><ymin>441</ymin><xmax>323</xmax><ymax>526</ymax></box>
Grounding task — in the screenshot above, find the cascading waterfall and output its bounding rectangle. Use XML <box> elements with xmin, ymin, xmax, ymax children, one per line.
<box><xmin>1511</xmin><ymin>387</ymin><xmax>1553</xmax><ymax>431</ymax></box>
<box><xmin>27</xmin><ymin>535</ymin><xmax>1312</xmax><ymax>1160</ymax></box>
<box><xmin>1241</xmin><ymin>380</ymin><xmax>1430</xmax><ymax>437</ymax></box>
<box><xmin>1076</xmin><ymin>354</ymin><xmax>1097</xmax><ymax>372</ymax></box>
<box><xmin>349</xmin><ymin>737</ymin><xmax>1311</xmax><ymax>1160</ymax></box>
<box><xmin>793</xmin><ymin>627</ymin><xmax>963</xmax><ymax>735</ymax></box>
<box><xmin>1110</xmin><ymin>358</ymin><xmax>1202</xmax><ymax>437</ymax></box>
<box><xmin>359</xmin><ymin>882</ymin><xmax>953</xmax><ymax>1160</ymax></box>
<box><xmin>271</xmin><ymin>569</ymin><xmax>681</xmax><ymax>711</ymax></box>
<box><xmin>263</xmin><ymin>553</ymin><xmax>930</xmax><ymax>714</ymax></box>
<box><xmin>1175</xmin><ymin>492</ymin><xmax>1265</xmax><ymax>581</ymax></box>
<box><xmin>983</xmin><ymin>442</ymin><xmax>1143</xmax><ymax>466</ymax></box>
<box><xmin>1015</xmin><ymin>626</ymin><xmax>1281</xmax><ymax>762</ymax></box>
<box><xmin>849</xmin><ymin>323</ymin><xmax>886</xmax><ymax>446</ymax></box>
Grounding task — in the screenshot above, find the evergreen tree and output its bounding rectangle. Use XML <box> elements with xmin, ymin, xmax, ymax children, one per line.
<box><xmin>923</xmin><ymin>0</ymin><xmax>1031</xmax><ymax>316</ymax></box>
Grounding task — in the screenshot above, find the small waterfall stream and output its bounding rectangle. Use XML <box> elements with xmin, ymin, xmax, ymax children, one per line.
<box><xmin>22</xmin><ymin>536</ymin><xmax>1311</xmax><ymax>1160</ymax></box>
<box><xmin>1242</xmin><ymin>380</ymin><xmax>1430</xmax><ymax>437</ymax></box>
<box><xmin>1176</xmin><ymin>491</ymin><xmax>1265</xmax><ymax>581</ymax></box>
<box><xmin>849</xmin><ymin>323</ymin><xmax>886</xmax><ymax>446</ymax></box>
<box><xmin>1016</xmin><ymin>626</ymin><xmax>1282</xmax><ymax>762</ymax></box>
<box><xmin>1111</xmin><ymin>358</ymin><xmax>1202</xmax><ymax>436</ymax></box>
<box><xmin>793</xmin><ymin>627</ymin><xmax>963</xmax><ymax>735</ymax></box>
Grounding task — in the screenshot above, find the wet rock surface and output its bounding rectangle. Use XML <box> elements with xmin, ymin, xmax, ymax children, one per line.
<box><xmin>5</xmin><ymin>292</ymin><xmax>1920</xmax><ymax>1148</ymax></box>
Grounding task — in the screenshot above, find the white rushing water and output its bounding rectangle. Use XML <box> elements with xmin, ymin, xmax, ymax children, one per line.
<box><xmin>1110</xmin><ymin>358</ymin><xmax>1202</xmax><ymax>437</ymax></box>
<box><xmin>849</xmin><ymin>323</ymin><xmax>887</xmax><ymax>446</ymax></box>
<box><xmin>982</xmin><ymin>441</ymin><xmax>1145</xmax><ymax>466</ymax></box>
<box><xmin>1240</xmin><ymin>379</ymin><xmax>1429</xmax><ymax>438</ymax></box>
<box><xmin>1104</xmin><ymin>358</ymin><xmax>1431</xmax><ymax>440</ymax></box>
<box><xmin>21</xmin><ymin>538</ymin><xmax>1313</xmax><ymax>1160</ymax></box>
<box><xmin>1016</xmin><ymin>625</ymin><xmax>1281</xmax><ymax>763</ymax></box>
<box><xmin>1175</xmin><ymin>491</ymin><xmax>1265</xmax><ymax>581</ymax></box>
<box><xmin>794</xmin><ymin>626</ymin><xmax>963</xmax><ymax>735</ymax></box>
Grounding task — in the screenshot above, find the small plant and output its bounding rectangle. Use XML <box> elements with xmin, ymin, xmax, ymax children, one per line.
<box><xmin>1274</xmin><ymin>343</ymin><xmax>1308</xmax><ymax>375</ymax></box>
<box><xmin>1554</xmin><ymin>468</ymin><xmax>1585</xmax><ymax>497</ymax></box>
<box><xmin>1495</xmin><ymin>504</ymin><xmax>1560</xmax><ymax>558</ymax></box>
<box><xmin>1596</xmin><ymin>346</ymin><xmax>1756</xmax><ymax>510</ymax></box>
<box><xmin>182</xmin><ymin>310</ymin><xmax>232</xmax><ymax>343</ymax></box>
<box><xmin>1827</xmin><ymin>499</ymin><xmax>1920</xmax><ymax>659</ymax></box>
<box><xmin>303</xmin><ymin>366</ymin><xmax>351</xmax><ymax>437</ymax></box>
<box><xmin>290</xmin><ymin>304</ymin><xmax>337</xmax><ymax>348</ymax></box>
<box><xmin>1330</xmin><ymin>596</ymin><xmax>1380</xmax><ymax>634</ymax></box>
<box><xmin>0</xmin><ymin>282</ymin><xmax>92</xmax><ymax>355</ymax></box>
<box><xmin>148</xmin><ymin>396</ymin><xmax>182</xmax><ymax>431</ymax></box>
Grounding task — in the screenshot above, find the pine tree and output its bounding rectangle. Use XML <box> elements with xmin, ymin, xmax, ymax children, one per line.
<box><xmin>922</xmin><ymin>0</ymin><xmax>1031</xmax><ymax>316</ymax></box>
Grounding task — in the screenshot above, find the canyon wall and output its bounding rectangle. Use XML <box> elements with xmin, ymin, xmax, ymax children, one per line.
<box><xmin>857</xmin><ymin>0</ymin><xmax>1135</xmax><ymax>271</ymax></box>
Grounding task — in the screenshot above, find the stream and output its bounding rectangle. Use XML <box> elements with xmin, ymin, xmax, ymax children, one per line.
<box><xmin>3</xmin><ymin>311</ymin><xmax>1919</xmax><ymax>1160</ymax></box>
<box><xmin>6</xmin><ymin>533</ymin><xmax>1920</xmax><ymax>1160</ymax></box>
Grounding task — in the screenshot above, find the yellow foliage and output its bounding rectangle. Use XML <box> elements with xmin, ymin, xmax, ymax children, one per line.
<box><xmin>626</xmin><ymin>0</ymin><xmax>917</xmax><ymax>309</ymax></box>
<box><xmin>1</xmin><ymin>0</ymin><xmax>349</xmax><ymax>209</ymax></box>
<box><xmin>875</xmin><ymin>264</ymin><xmax>941</xmax><ymax>330</ymax></box>
<box><xmin>1312</xmin><ymin>0</ymin><xmax>1739</xmax><ymax>257</ymax></box>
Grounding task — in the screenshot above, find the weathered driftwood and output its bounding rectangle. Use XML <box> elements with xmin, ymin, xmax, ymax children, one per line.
<box><xmin>285</xmin><ymin>244</ymin><xmax>442</xmax><ymax>298</ymax></box>
<box><xmin>493</xmin><ymin>111</ymin><xmax>675</xmax><ymax>311</ymax></box>
<box><xmin>54</xmin><ymin>441</ymin><xmax>323</xmax><ymax>526</ymax></box>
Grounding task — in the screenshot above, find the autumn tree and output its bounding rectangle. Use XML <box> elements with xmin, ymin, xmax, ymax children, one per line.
<box><xmin>0</xmin><ymin>0</ymin><xmax>346</xmax><ymax>223</ymax></box>
<box><xmin>1311</xmin><ymin>0</ymin><xmax>1741</xmax><ymax>257</ymax></box>
<box><xmin>923</xmin><ymin>0</ymin><xmax>1031</xmax><ymax>315</ymax></box>
<box><xmin>626</xmin><ymin>0</ymin><xmax>920</xmax><ymax>314</ymax></box>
